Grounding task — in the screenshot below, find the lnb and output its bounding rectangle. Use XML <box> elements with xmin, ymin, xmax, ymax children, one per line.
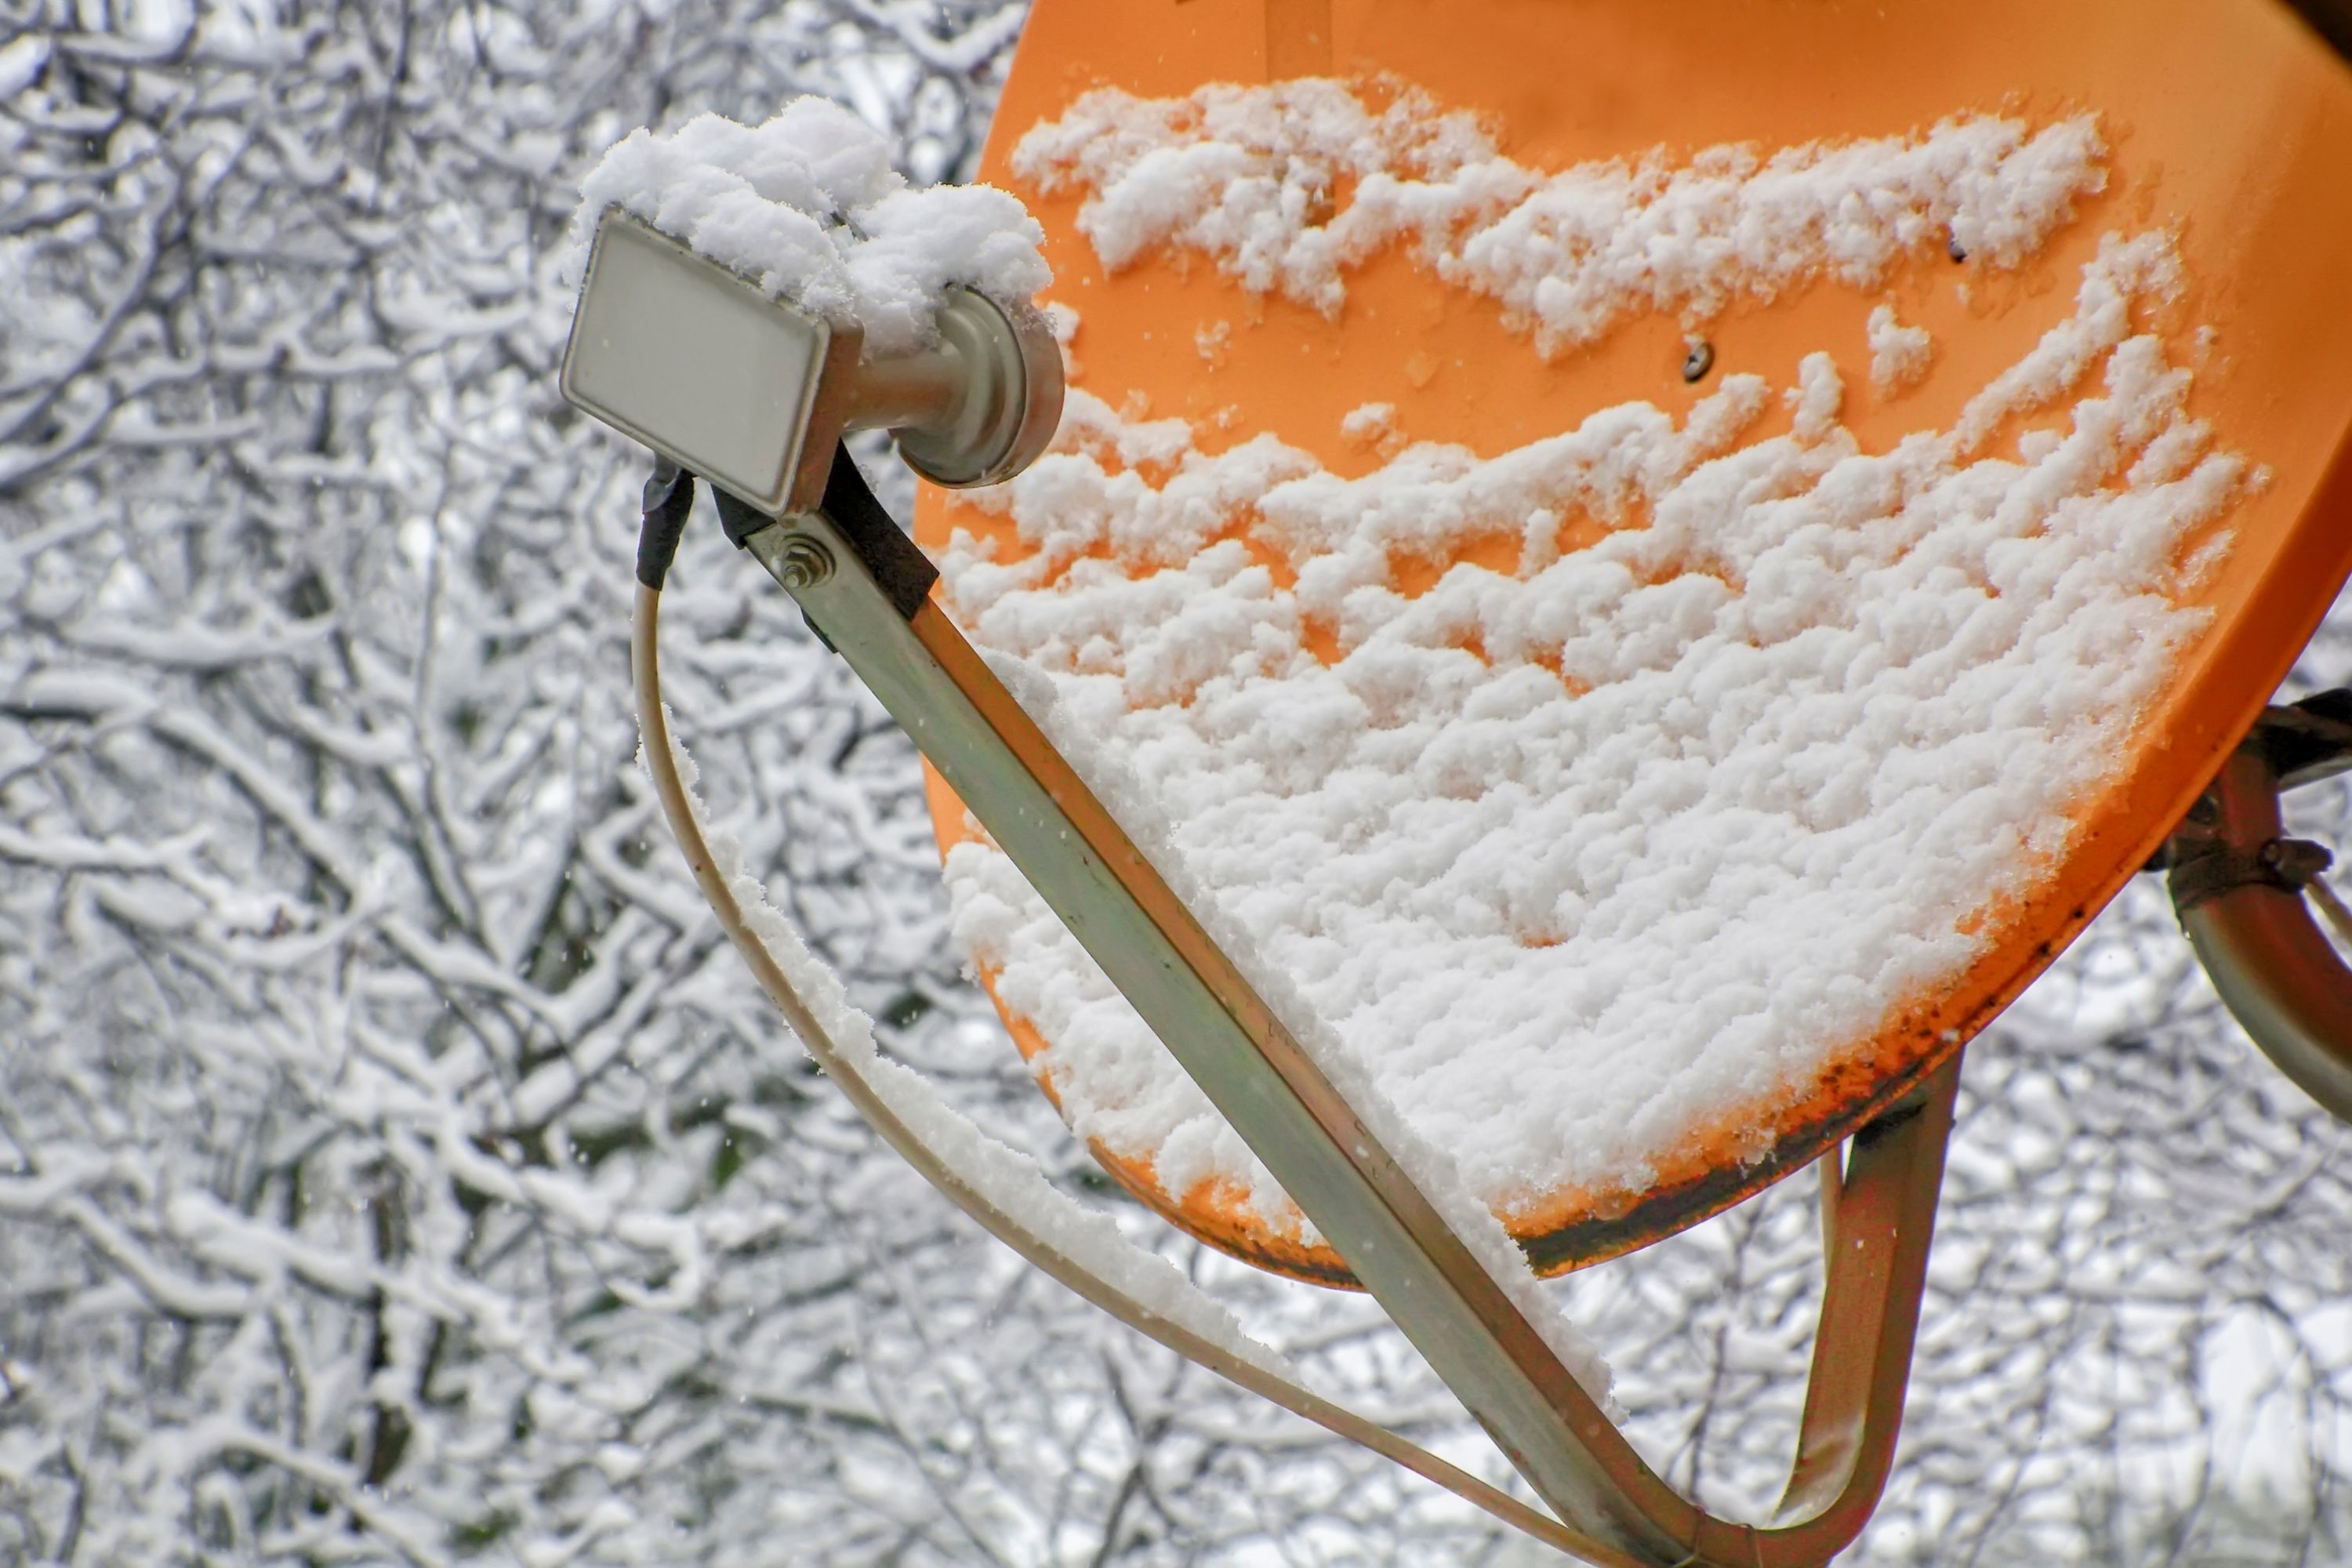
<box><xmin>560</xmin><ymin>210</ymin><xmax>1064</xmax><ymax>516</ymax></box>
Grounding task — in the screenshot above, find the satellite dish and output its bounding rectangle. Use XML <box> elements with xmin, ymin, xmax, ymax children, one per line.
<box><xmin>914</xmin><ymin>0</ymin><xmax>2352</xmax><ymax>1286</ymax></box>
<box><xmin>580</xmin><ymin>1</ymin><xmax>2352</xmax><ymax>1556</ymax></box>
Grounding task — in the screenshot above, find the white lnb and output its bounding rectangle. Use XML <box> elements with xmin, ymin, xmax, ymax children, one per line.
<box><xmin>560</xmin><ymin>211</ymin><xmax>1062</xmax><ymax>517</ymax></box>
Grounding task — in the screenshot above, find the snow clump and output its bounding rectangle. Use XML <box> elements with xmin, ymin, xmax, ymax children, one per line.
<box><xmin>1867</xmin><ymin>303</ymin><xmax>1936</xmax><ymax>394</ymax></box>
<box><xmin>1014</xmin><ymin>80</ymin><xmax>2105</xmax><ymax>357</ymax></box>
<box><xmin>574</xmin><ymin>100</ymin><xmax>1051</xmax><ymax>357</ymax></box>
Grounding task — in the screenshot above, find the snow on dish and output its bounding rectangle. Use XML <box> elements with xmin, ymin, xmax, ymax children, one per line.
<box><xmin>572</xmin><ymin>100</ymin><xmax>1050</xmax><ymax>357</ymax></box>
<box><xmin>1341</xmin><ymin>401</ymin><xmax>1399</xmax><ymax>446</ymax></box>
<box><xmin>936</xmin><ymin>228</ymin><xmax>2247</xmax><ymax>1232</ymax></box>
<box><xmin>1867</xmin><ymin>303</ymin><xmax>1936</xmax><ymax>394</ymax></box>
<box><xmin>1012</xmin><ymin>80</ymin><xmax>2104</xmax><ymax>357</ymax></box>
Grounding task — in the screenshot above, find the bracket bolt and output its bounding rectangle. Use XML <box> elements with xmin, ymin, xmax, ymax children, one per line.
<box><xmin>774</xmin><ymin>535</ymin><xmax>835</xmax><ymax>590</ymax></box>
<box><xmin>2262</xmin><ymin>836</ymin><xmax>2335</xmax><ymax>887</ymax></box>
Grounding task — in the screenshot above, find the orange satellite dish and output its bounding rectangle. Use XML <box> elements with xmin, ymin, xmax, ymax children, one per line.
<box><xmin>600</xmin><ymin>0</ymin><xmax>2352</xmax><ymax>1554</ymax></box>
<box><xmin>915</xmin><ymin>0</ymin><xmax>2352</xmax><ymax>1289</ymax></box>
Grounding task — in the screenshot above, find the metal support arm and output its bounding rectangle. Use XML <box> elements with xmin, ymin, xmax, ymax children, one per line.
<box><xmin>2169</xmin><ymin>720</ymin><xmax>2352</xmax><ymax>1124</ymax></box>
<box><xmin>735</xmin><ymin>459</ymin><xmax>1961</xmax><ymax>1566</ymax></box>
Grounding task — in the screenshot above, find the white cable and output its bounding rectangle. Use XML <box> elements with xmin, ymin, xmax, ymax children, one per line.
<box><xmin>632</xmin><ymin>581</ymin><xmax>1623</xmax><ymax>1566</ymax></box>
<box><xmin>2307</xmin><ymin>869</ymin><xmax>2352</xmax><ymax>951</ymax></box>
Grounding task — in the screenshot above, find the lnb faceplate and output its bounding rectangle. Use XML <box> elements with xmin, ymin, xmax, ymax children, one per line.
<box><xmin>561</xmin><ymin>209</ymin><xmax>1062</xmax><ymax>516</ymax></box>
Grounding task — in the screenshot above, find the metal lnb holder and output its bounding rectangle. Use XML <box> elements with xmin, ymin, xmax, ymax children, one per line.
<box><xmin>559</xmin><ymin>209</ymin><xmax>1062</xmax><ymax>517</ymax></box>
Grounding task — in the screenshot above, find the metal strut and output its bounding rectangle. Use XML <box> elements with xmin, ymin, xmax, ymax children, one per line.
<box><xmin>2166</xmin><ymin>700</ymin><xmax>2352</xmax><ymax>1125</ymax></box>
<box><xmin>724</xmin><ymin>451</ymin><xmax>1961</xmax><ymax>1566</ymax></box>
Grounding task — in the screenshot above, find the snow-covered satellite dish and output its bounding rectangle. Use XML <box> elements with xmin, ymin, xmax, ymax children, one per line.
<box><xmin>915</xmin><ymin>0</ymin><xmax>2352</xmax><ymax>1286</ymax></box>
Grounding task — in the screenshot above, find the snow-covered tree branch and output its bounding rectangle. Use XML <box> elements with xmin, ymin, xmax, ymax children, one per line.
<box><xmin>3</xmin><ymin>2</ymin><xmax>2350</xmax><ymax>1563</ymax></box>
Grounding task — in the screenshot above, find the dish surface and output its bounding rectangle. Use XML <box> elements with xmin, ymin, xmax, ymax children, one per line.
<box><xmin>915</xmin><ymin>0</ymin><xmax>2352</xmax><ymax>1283</ymax></box>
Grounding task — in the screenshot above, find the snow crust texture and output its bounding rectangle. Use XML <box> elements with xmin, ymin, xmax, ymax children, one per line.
<box><xmin>939</xmin><ymin>220</ymin><xmax>2248</xmax><ymax>1231</ymax></box>
<box><xmin>574</xmin><ymin>100</ymin><xmax>1050</xmax><ymax>357</ymax></box>
<box><xmin>1013</xmin><ymin>80</ymin><xmax>2105</xmax><ymax>356</ymax></box>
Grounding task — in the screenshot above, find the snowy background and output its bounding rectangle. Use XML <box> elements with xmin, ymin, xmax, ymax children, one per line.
<box><xmin>3</xmin><ymin>2</ymin><xmax>2350</xmax><ymax>1563</ymax></box>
